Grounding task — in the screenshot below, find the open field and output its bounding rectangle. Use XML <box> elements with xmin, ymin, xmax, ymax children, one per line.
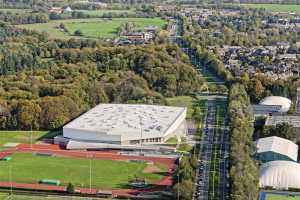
<box><xmin>242</xmin><ymin>4</ymin><xmax>300</xmax><ymax>13</ymax></box>
<box><xmin>17</xmin><ymin>18</ymin><xmax>166</xmax><ymax>39</ymax></box>
<box><xmin>0</xmin><ymin>192</ymin><xmax>8</xmax><ymax>200</ymax></box>
<box><xmin>0</xmin><ymin>8</ymin><xmax>32</xmax><ymax>13</ymax></box>
<box><xmin>0</xmin><ymin>131</ymin><xmax>49</xmax><ymax>147</ymax></box>
<box><xmin>166</xmin><ymin>96</ymin><xmax>194</xmax><ymax>119</ymax></box>
<box><xmin>266</xmin><ymin>194</ymin><xmax>300</xmax><ymax>200</ymax></box>
<box><xmin>0</xmin><ymin>193</ymin><xmax>111</xmax><ymax>200</ymax></box>
<box><xmin>0</xmin><ymin>153</ymin><xmax>164</xmax><ymax>189</ymax></box>
<box><xmin>75</xmin><ymin>9</ymin><xmax>135</xmax><ymax>16</ymax></box>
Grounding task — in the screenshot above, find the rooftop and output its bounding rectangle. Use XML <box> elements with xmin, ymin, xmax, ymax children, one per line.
<box><xmin>260</xmin><ymin>160</ymin><xmax>300</xmax><ymax>189</ymax></box>
<box><xmin>251</xmin><ymin>104</ymin><xmax>282</xmax><ymax>115</ymax></box>
<box><xmin>265</xmin><ymin>115</ymin><xmax>300</xmax><ymax>128</ymax></box>
<box><xmin>259</xmin><ymin>96</ymin><xmax>291</xmax><ymax>112</ymax></box>
<box><xmin>255</xmin><ymin>136</ymin><xmax>298</xmax><ymax>162</ymax></box>
<box><xmin>64</xmin><ymin>104</ymin><xmax>186</xmax><ymax>138</ymax></box>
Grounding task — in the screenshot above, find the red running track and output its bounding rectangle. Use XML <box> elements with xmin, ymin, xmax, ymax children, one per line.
<box><xmin>0</xmin><ymin>143</ymin><xmax>176</xmax><ymax>197</ymax></box>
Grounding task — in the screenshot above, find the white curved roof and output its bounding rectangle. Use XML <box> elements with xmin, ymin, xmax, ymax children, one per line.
<box><xmin>260</xmin><ymin>161</ymin><xmax>300</xmax><ymax>189</ymax></box>
<box><xmin>256</xmin><ymin>136</ymin><xmax>298</xmax><ymax>161</ymax></box>
<box><xmin>259</xmin><ymin>96</ymin><xmax>291</xmax><ymax>112</ymax></box>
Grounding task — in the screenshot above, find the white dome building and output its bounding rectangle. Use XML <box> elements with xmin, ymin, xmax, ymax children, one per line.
<box><xmin>260</xmin><ymin>161</ymin><xmax>300</xmax><ymax>189</ymax></box>
<box><xmin>260</xmin><ymin>96</ymin><xmax>291</xmax><ymax>113</ymax></box>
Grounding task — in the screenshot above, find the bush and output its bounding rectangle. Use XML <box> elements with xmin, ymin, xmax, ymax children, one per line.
<box><xmin>74</xmin><ymin>29</ymin><xmax>83</xmax><ymax>36</ymax></box>
<box><xmin>66</xmin><ymin>182</ymin><xmax>75</xmax><ymax>193</ymax></box>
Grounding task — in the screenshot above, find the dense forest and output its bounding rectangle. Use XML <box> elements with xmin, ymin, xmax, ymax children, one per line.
<box><xmin>0</xmin><ymin>23</ymin><xmax>203</xmax><ymax>131</ymax></box>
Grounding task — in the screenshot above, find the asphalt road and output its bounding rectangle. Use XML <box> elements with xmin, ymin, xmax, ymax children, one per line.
<box><xmin>172</xmin><ymin>18</ymin><xmax>230</xmax><ymax>200</ymax></box>
<box><xmin>193</xmin><ymin>100</ymin><xmax>230</xmax><ymax>200</ymax></box>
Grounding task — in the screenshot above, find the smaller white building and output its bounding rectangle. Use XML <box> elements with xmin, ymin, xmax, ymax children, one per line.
<box><xmin>259</xmin><ymin>96</ymin><xmax>291</xmax><ymax>113</ymax></box>
<box><xmin>64</xmin><ymin>6</ymin><xmax>73</xmax><ymax>13</ymax></box>
<box><xmin>255</xmin><ymin>136</ymin><xmax>298</xmax><ymax>162</ymax></box>
<box><xmin>260</xmin><ymin>161</ymin><xmax>300</xmax><ymax>189</ymax></box>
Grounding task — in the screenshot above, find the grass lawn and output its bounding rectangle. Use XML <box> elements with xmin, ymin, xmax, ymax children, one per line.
<box><xmin>242</xmin><ymin>4</ymin><xmax>300</xmax><ymax>13</ymax></box>
<box><xmin>0</xmin><ymin>194</ymin><xmax>110</xmax><ymax>200</ymax></box>
<box><xmin>17</xmin><ymin>17</ymin><xmax>166</xmax><ymax>39</ymax></box>
<box><xmin>0</xmin><ymin>153</ymin><xmax>164</xmax><ymax>189</ymax></box>
<box><xmin>0</xmin><ymin>192</ymin><xmax>8</xmax><ymax>200</ymax></box>
<box><xmin>0</xmin><ymin>131</ymin><xmax>49</xmax><ymax>147</ymax></box>
<box><xmin>0</xmin><ymin>8</ymin><xmax>32</xmax><ymax>13</ymax></box>
<box><xmin>266</xmin><ymin>194</ymin><xmax>300</xmax><ymax>200</ymax></box>
<box><xmin>164</xmin><ymin>137</ymin><xmax>178</xmax><ymax>145</ymax></box>
<box><xmin>166</xmin><ymin>96</ymin><xmax>194</xmax><ymax>119</ymax></box>
<box><xmin>75</xmin><ymin>8</ymin><xmax>135</xmax><ymax>16</ymax></box>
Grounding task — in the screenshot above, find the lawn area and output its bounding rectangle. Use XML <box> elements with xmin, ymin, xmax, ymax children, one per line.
<box><xmin>0</xmin><ymin>153</ymin><xmax>164</xmax><ymax>189</ymax></box>
<box><xmin>17</xmin><ymin>17</ymin><xmax>166</xmax><ymax>39</ymax></box>
<box><xmin>75</xmin><ymin>8</ymin><xmax>135</xmax><ymax>16</ymax></box>
<box><xmin>266</xmin><ymin>194</ymin><xmax>300</xmax><ymax>200</ymax></box>
<box><xmin>164</xmin><ymin>136</ymin><xmax>178</xmax><ymax>145</ymax></box>
<box><xmin>0</xmin><ymin>192</ymin><xmax>8</xmax><ymax>200</ymax></box>
<box><xmin>0</xmin><ymin>194</ymin><xmax>109</xmax><ymax>200</ymax></box>
<box><xmin>242</xmin><ymin>4</ymin><xmax>300</xmax><ymax>13</ymax></box>
<box><xmin>0</xmin><ymin>8</ymin><xmax>32</xmax><ymax>13</ymax></box>
<box><xmin>0</xmin><ymin>131</ymin><xmax>49</xmax><ymax>147</ymax></box>
<box><xmin>166</xmin><ymin>96</ymin><xmax>194</xmax><ymax>119</ymax></box>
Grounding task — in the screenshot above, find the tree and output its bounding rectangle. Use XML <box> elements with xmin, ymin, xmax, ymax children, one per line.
<box><xmin>66</xmin><ymin>183</ymin><xmax>75</xmax><ymax>193</ymax></box>
<box><xmin>263</xmin><ymin>122</ymin><xmax>296</xmax><ymax>141</ymax></box>
<box><xmin>39</xmin><ymin>96</ymin><xmax>80</xmax><ymax>130</ymax></box>
<box><xmin>16</xmin><ymin>101</ymin><xmax>41</xmax><ymax>130</ymax></box>
<box><xmin>229</xmin><ymin>84</ymin><xmax>259</xmax><ymax>200</ymax></box>
<box><xmin>248</xmin><ymin>79</ymin><xmax>265</xmax><ymax>103</ymax></box>
<box><xmin>173</xmin><ymin>180</ymin><xmax>194</xmax><ymax>200</ymax></box>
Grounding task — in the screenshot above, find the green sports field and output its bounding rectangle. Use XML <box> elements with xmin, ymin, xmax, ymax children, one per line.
<box><xmin>243</xmin><ymin>4</ymin><xmax>300</xmax><ymax>13</ymax></box>
<box><xmin>0</xmin><ymin>193</ymin><xmax>110</xmax><ymax>200</ymax></box>
<box><xmin>0</xmin><ymin>192</ymin><xmax>8</xmax><ymax>200</ymax></box>
<box><xmin>17</xmin><ymin>18</ymin><xmax>166</xmax><ymax>39</ymax></box>
<box><xmin>266</xmin><ymin>194</ymin><xmax>300</xmax><ymax>200</ymax></box>
<box><xmin>0</xmin><ymin>153</ymin><xmax>164</xmax><ymax>189</ymax></box>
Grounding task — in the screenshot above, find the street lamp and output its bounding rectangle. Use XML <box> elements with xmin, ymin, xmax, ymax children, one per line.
<box><xmin>139</xmin><ymin>116</ymin><xmax>143</xmax><ymax>155</ymax></box>
<box><xmin>9</xmin><ymin>163</ymin><xmax>12</xmax><ymax>196</ymax></box>
<box><xmin>90</xmin><ymin>156</ymin><xmax>92</xmax><ymax>194</ymax></box>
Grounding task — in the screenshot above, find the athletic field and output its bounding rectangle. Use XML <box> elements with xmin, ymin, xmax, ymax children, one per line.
<box><xmin>243</xmin><ymin>4</ymin><xmax>300</xmax><ymax>13</ymax></box>
<box><xmin>267</xmin><ymin>195</ymin><xmax>300</xmax><ymax>200</ymax></box>
<box><xmin>0</xmin><ymin>193</ymin><xmax>110</xmax><ymax>200</ymax></box>
<box><xmin>0</xmin><ymin>192</ymin><xmax>8</xmax><ymax>200</ymax></box>
<box><xmin>260</xmin><ymin>191</ymin><xmax>300</xmax><ymax>200</ymax></box>
<box><xmin>0</xmin><ymin>152</ymin><xmax>165</xmax><ymax>189</ymax></box>
<box><xmin>17</xmin><ymin>18</ymin><xmax>166</xmax><ymax>39</ymax></box>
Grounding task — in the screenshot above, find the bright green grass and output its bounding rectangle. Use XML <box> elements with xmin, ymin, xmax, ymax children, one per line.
<box><xmin>0</xmin><ymin>153</ymin><xmax>163</xmax><ymax>189</ymax></box>
<box><xmin>0</xmin><ymin>194</ymin><xmax>110</xmax><ymax>200</ymax></box>
<box><xmin>0</xmin><ymin>131</ymin><xmax>49</xmax><ymax>147</ymax></box>
<box><xmin>166</xmin><ymin>96</ymin><xmax>194</xmax><ymax>119</ymax></box>
<box><xmin>0</xmin><ymin>192</ymin><xmax>8</xmax><ymax>200</ymax></box>
<box><xmin>164</xmin><ymin>137</ymin><xmax>178</xmax><ymax>145</ymax></box>
<box><xmin>75</xmin><ymin>8</ymin><xmax>135</xmax><ymax>16</ymax></box>
<box><xmin>17</xmin><ymin>17</ymin><xmax>166</xmax><ymax>39</ymax></box>
<box><xmin>0</xmin><ymin>8</ymin><xmax>32</xmax><ymax>13</ymax></box>
<box><xmin>243</xmin><ymin>4</ymin><xmax>300</xmax><ymax>13</ymax></box>
<box><xmin>266</xmin><ymin>194</ymin><xmax>300</xmax><ymax>200</ymax></box>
